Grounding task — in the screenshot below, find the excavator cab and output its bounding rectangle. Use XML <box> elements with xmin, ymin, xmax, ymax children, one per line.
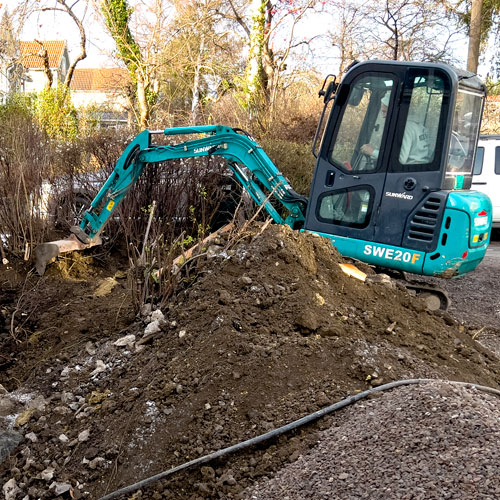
<box><xmin>307</xmin><ymin>60</ymin><xmax>492</xmax><ymax>277</ymax></box>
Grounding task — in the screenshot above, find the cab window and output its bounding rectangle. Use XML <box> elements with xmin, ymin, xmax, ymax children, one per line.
<box><xmin>317</xmin><ymin>186</ymin><xmax>374</xmax><ymax>228</ymax></box>
<box><xmin>330</xmin><ymin>74</ymin><xmax>395</xmax><ymax>173</ymax></box>
<box><xmin>392</xmin><ymin>71</ymin><xmax>448</xmax><ymax>172</ymax></box>
<box><xmin>446</xmin><ymin>90</ymin><xmax>483</xmax><ymax>175</ymax></box>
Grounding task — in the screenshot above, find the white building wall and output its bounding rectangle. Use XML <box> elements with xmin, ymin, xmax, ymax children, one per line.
<box><xmin>23</xmin><ymin>69</ymin><xmax>61</xmax><ymax>93</ymax></box>
<box><xmin>71</xmin><ymin>91</ymin><xmax>128</xmax><ymax>110</ymax></box>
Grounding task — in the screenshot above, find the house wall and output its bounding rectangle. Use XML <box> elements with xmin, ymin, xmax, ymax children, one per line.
<box><xmin>71</xmin><ymin>91</ymin><xmax>128</xmax><ymax>110</ymax></box>
<box><xmin>24</xmin><ymin>69</ymin><xmax>62</xmax><ymax>93</ymax></box>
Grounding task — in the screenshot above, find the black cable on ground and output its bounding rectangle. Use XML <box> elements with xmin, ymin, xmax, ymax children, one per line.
<box><xmin>97</xmin><ymin>378</ymin><xmax>500</xmax><ymax>500</ymax></box>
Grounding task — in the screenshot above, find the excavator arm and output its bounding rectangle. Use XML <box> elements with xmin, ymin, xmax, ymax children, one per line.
<box><xmin>35</xmin><ymin>125</ymin><xmax>307</xmax><ymax>274</ymax></box>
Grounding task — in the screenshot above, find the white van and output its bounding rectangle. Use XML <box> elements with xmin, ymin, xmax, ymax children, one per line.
<box><xmin>473</xmin><ymin>135</ymin><xmax>500</xmax><ymax>228</ymax></box>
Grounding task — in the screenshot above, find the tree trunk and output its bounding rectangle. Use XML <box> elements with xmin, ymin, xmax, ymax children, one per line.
<box><xmin>137</xmin><ymin>78</ymin><xmax>150</xmax><ymax>130</ymax></box>
<box><xmin>191</xmin><ymin>32</ymin><xmax>205</xmax><ymax>125</ymax></box>
<box><xmin>467</xmin><ymin>0</ymin><xmax>483</xmax><ymax>73</ymax></box>
<box><xmin>244</xmin><ymin>0</ymin><xmax>268</xmax><ymax>110</ymax></box>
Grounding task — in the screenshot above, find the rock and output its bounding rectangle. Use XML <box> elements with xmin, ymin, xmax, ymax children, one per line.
<box><xmin>50</xmin><ymin>482</ymin><xmax>72</xmax><ymax>496</ymax></box>
<box><xmin>59</xmin><ymin>434</ymin><xmax>69</xmax><ymax>443</ymax></box>
<box><xmin>85</xmin><ymin>341</ymin><xmax>97</xmax><ymax>356</ymax></box>
<box><xmin>295</xmin><ymin>310</ymin><xmax>319</xmax><ymax>333</ymax></box>
<box><xmin>0</xmin><ymin>396</ymin><xmax>19</xmax><ymax>417</ymax></box>
<box><xmin>0</xmin><ymin>431</ymin><xmax>23</xmax><ymax>463</ymax></box>
<box><xmin>78</xmin><ymin>429</ymin><xmax>90</xmax><ymax>442</ymax></box>
<box><xmin>3</xmin><ymin>478</ymin><xmax>20</xmax><ymax>500</ymax></box>
<box><xmin>314</xmin><ymin>293</ymin><xmax>325</xmax><ymax>306</ymax></box>
<box><xmin>90</xmin><ymin>360</ymin><xmax>107</xmax><ymax>377</ymax></box>
<box><xmin>93</xmin><ymin>277</ymin><xmax>118</xmax><ymax>297</ymax></box>
<box><xmin>113</xmin><ymin>335</ymin><xmax>136</xmax><ymax>348</ymax></box>
<box><xmin>140</xmin><ymin>303</ymin><xmax>152</xmax><ymax>317</ymax></box>
<box><xmin>60</xmin><ymin>392</ymin><xmax>74</xmax><ymax>404</ymax></box>
<box><xmin>219</xmin><ymin>472</ymin><xmax>237</xmax><ymax>486</ymax></box>
<box><xmin>144</xmin><ymin>320</ymin><xmax>161</xmax><ymax>336</ymax></box>
<box><xmin>88</xmin><ymin>457</ymin><xmax>105</xmax><ymax>469</ymax></box>
<box><xmin>218</xmin><ymin>289</ymin><xmax>232</xmax><ymax>305</ymax></box>
<box><xmin>40</xmin><ymin>466</ymin><xmax>55</xmax><ymax>481</ymax></box>
<box><xmin>196</xmin><ymin>482</ymin><xmax>211</xmax><ymax>494</ymax></box>
<box><xmin>201</xmin><ymin>466</ymin><xmax>216</xmax><ymax>480</ymax></box>
<box><xmin>240</xmin><ymin>275</ymin><xmax>253</xmax><ymax>285</ymax></box>
<box><xmin>26</xmin><ymin>395</ymin><xmax>48</xmax><ymax>411</ymax></box>
<box><xmin>179</xmin><ymin>330</ymin><xmax>186</xmax><ymax>338</ymax></box>
<box><xmin>88</xmin><ymin>390</ymin><xmax>109</xmax><ymax>405</ymax></box>
<box><xmin>15</xmin><ymin>409</ymin><xmax>36</xmax><ymax>427</ymax></box>
<box><xmin>151</xmin><ymin>309</ymin><xmax>166</xmax><ymax>325</ymax></box>
<box><xmin>25</xmin><ymin>432</ymin><xmax>37</xmax><ymax>443</ymax></box>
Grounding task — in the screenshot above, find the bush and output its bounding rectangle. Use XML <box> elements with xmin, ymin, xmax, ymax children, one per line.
<box><xmin>33</xmin><ymin>87</ymin><xmax>79</xmax><ymax>141</ymax></box>
<box><xmin>0</xmin><ymin>95</ymin><xmax>52</xmax><ymax>257</ymax></box>
<box><xmin>259</xmin><ymin>137</ymin><xmax>315</xmax><ymax>196</ymax></box>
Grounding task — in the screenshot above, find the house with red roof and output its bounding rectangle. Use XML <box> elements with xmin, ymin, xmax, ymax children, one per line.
<box><xmin>19</xmin><ymin>40</ymin><xmax>70</xmax><ymax>92</ymax></box>
<box><xmin>12</xmin><ymin>40</ymin><xmax>130</xmax><ymax>125</ymax></box>
<box><xmin>70</xmin><ymin>67</ymin><xmax>130</xmax><ymax>109</ymax></box>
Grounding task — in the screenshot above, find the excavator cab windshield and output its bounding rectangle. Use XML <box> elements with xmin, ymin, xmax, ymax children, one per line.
<box><xmin>445</xmin><ymin>86</ymin><xmax>484</xmax><ymax>188</ymax></box>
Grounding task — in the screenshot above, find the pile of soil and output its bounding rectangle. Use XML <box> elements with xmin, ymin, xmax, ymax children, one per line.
<box><xmin>1</xmin><ymin>223</ymin><xmax>499</xmax><ymax>499</ymax></box>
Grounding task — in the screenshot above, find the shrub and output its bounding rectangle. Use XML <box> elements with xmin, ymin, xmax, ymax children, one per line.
<box><xmin>0</xmin><ymin>95</ymin><xmax>52</xmax><ymax>257</ymax></box>
<box><xmin>32</xmin><ymin>87</ymin><xmax>79</xmax><ymax>141</ymax></box>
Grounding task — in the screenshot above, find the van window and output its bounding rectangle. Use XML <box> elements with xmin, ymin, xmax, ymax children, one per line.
<box><xmin>473</xmin><ymin>146</ymin><xmax>484</xmax><ymax>175</ymax></box>
<box><xmin>496</xmin><ymin>147</ymin><xmax>500</xmax><ymax>174</ymax></box>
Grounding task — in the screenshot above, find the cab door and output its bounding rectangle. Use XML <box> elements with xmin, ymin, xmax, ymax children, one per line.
<box><xmin>304</xmin><ymin>67</ymin><xmax>400</xmax><ymax>240</ymax></box>
<box><xmin>374</xmin><ymin>68</ymin><xmax>453</xmax><ymax>252</ymax></box>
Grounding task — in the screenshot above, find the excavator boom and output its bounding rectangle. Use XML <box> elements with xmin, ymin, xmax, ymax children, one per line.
<box><xmin>35</xmin><ymin>126</ymin><xmax>307</xmax><ymax>274</ymax></box>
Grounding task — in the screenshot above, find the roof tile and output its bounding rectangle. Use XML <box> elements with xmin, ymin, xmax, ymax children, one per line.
<box><xmin>20</xmin><ymin>40</ymin><xmax>66</xmax><ymax>68</ymax></box>
<box><xmin>70</xmin><ymin>68</ymin><xmax>130</xmax><ymax>92</ymax></box>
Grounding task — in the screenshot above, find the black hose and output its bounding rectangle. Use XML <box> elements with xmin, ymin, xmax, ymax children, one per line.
<box><xmin>97</xmin><ymin>378</ymin><xmax>500</xmax><ymax>500</ymax></box>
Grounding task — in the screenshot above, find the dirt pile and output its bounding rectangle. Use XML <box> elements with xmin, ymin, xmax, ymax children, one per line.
<box><xmin>1</xmin><ymin>223</ymin><xmax>499</xmax><ymax>499</ymax></box>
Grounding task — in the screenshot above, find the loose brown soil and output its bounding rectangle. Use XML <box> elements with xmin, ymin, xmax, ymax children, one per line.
<box><xmin>1</xmin><ymin>224</ymin><xmax>499</xmax><ymax>499</ymax></box>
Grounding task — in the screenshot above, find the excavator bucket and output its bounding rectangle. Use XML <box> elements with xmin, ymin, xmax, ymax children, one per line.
<box><xmin>35</xmin><ymin>232</ymin><xmax>102</xmax><ymax>276</ymax></box>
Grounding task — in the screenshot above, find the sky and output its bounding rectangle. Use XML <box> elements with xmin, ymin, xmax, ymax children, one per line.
<box><xmin>0</xmin><ymin>0</ymin><xmax>492</xmax><ymax>79</ymax></box>
<box><xmin>1</xmin><ymin>0</ymin><xmax>116</xmax><ymax>68</ymax></box>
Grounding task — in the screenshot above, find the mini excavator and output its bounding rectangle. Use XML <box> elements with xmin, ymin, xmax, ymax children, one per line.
<box><xmin>36</xmin><ymin>60</ymin><xmax>493</xmax><ymax>303</ymax></box>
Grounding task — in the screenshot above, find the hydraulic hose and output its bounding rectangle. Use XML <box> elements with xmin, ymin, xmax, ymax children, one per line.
<box><xmin>97</xmin><ymin>378</ymin><xmax>500</xmax><ymax>500</ymax></box>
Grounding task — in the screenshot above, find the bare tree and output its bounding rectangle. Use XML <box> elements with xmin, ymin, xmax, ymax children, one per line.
<box><xmin>232</xmin><ymin>0</ymin><xmax>320</xmax><ymax>118</ymax></box>
<box><xmin>0</xmin><ymin>2</ymin><xmax>34</xmax><ymax>95</ymax></box>
<box><xmin>19</xmin><ymin>0</ymin><xmax>89</xmax><ymax>89</ymax></box>
<box><xmin>352</xmin><ymin>0</ymin><xmax>460</xmax><ymax>63</ymax></box>
<box><xmin>100</xmin><ymin>0</ymin><xmax>173</xmax><ymax>129</ymax></box>
<box><xmin>327</xmin><ymin>0</ymin><xmax>365</xmax><ymax>79</ymax></box>
<box><xmin>167</xmin><ymin>0</ymin><xmax>242</xmax><ymax>124</ymax></box>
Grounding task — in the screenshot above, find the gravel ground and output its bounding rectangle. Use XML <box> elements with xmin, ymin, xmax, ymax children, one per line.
<box><xmin>244</xmin><ymin>381</ymin><xmax>500</xmax><ymax>500</ymax></box>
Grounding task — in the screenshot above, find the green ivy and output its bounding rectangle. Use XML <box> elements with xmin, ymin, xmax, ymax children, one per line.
<box><xmin>101</xmin><ymin>0</ymin><xmax>142</xmax><ymax>79</ymax></box>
